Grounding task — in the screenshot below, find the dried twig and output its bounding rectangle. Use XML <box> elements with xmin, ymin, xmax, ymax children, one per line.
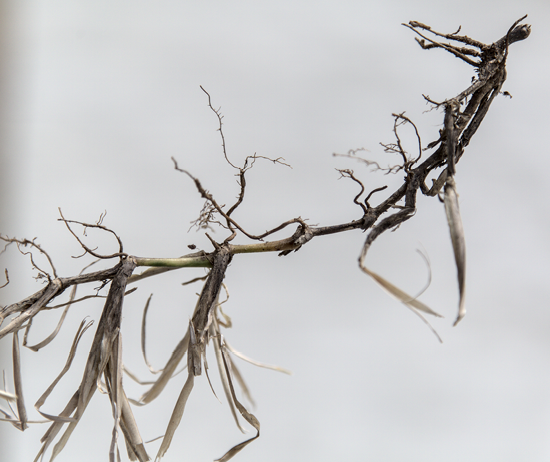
<box><xmin>58</xmin><ymin>208</ymin><xmax>127</xmax><ymax>260</ymax></box>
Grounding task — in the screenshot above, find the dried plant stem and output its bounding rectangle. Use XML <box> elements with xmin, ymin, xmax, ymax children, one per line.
<box><xmin>0</xmin><ymin>17</ymin><xmax>530</xmax><ymax>462</ymax></box>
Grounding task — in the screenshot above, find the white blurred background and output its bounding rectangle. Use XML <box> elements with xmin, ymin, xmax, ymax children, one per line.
<box><xmin>1</xmin><ymin>1</ymin><xmax>549</xmax><ymax>461</ymax></box>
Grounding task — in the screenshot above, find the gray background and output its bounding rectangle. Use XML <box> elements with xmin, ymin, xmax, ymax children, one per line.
<box><xmin>1</xmin><ymin>1</ymin><xmax>549</xmax><ymax>461</ymax></box>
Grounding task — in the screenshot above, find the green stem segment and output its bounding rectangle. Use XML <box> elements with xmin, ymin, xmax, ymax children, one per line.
<box><xmin>133</xmin><ymin>236</ymin><xmax>300</xmax><ymax>269</ymax></box>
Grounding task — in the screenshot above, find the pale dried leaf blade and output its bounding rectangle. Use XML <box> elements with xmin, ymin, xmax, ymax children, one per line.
<box><xmin>24</xmin><ymin>274</ymin><xmax>83</xmax><ymax>351</ymax></box>
<box><xmin>34</xmin><ymin>391</ymin><xmax>79</xmax><ymax>462</ymax></box>
<box><xmin>24</xmin><ymin>303</ymin><xmax>71</xmax><ymax>352</ymax></box>
<box><xmin>34</xmin><ymin>319</ymin><xmax>92</xmax><ymax>423</ymax></box>
<box><xmin>211</xmin><ymin>321</ymin><xmax>246</xmax><ymax>433</ymax></box>
<box><xmin>0</xmin><ymin>279</ymin><xmax>62</xmax><ymax>339</ymax></box>
<box><xmin>12</xmin><ymin>330</ymin><xmax>28</xmax><ymax>430</ymax></box>
<box><xmin>0</xmin><ymin>389</ymin><xmax>17</xmax><ymax>401</ymax></box>
<box><xmin>139</xmin><ymin>279</ymin><xmax>208</xmax><ymax>405</ymax></box>
<box><xmin>49</xmin><ymin>361</ymin><xmax>101</xmax><ymax>460</ymax></box>
<box><xmin>225</xmin><ymin>358</ymin><xmax>255</xmax><ymax>409</ymax></box>
<box><xmin>155</xmin><ymin>327</ymin><xmax>198</xmax><ymax>460</ymax></box>
<box><xmin>141</xmin><ymin>294</ymin><xmax>162</xmax><ymax>374</ymax></box>
<box><xmin>122</xmin><ymin>366</ymin><xmax>155</xmax><ymax>387</ymax></box>
<box><xmin>154</xmin><ymin>370</ymin><xmax>195</xmax><ymax>461</ymax></box>
<box><xmin>225</xmin><ymin>341</ymin><xmax>292</xmax><ymax>375</ymax></box>
<box><xmin>119</xmin><ymin>388</ymin><xmax>150</xmax><ymax>461</ymax></box>
<box><xmin>360</xmin><ymin>266</ymin><xmax>442</xmax><ymax>317</ymax></box>
<box><xmin>49</xmin><ymin>258</ymin><xmax>136</xmax><ymax>461</ymax></box>
<box><xmin>203</xmin><ymin>351</ymin><xmax>222</xmax><ymax>404</ymax></box>
<box><xmin>405</xmin><ymin>305</ymin><xmax>443</xmax><ymax>343</ymax></box>
<box><xmin>444</xmin><ymin>176</ymin><xmax>467</xmax><ymax>325</ymax></box>
<box><xmin>138</xmin><ymin>331</ymin><xmax>190</xmax><ymax>404</ymax></box>
<box><xmin>215</xmin><ymin>348</ymin><xmax>260</xmax><ymax>462</ymax></box>
<box><xmin>359</xmin><ymin>263</ymin><xmax>442</xmax><ymax>342</ymax></box>
<box><xmin>49</xmin><ymin>325</ymin><xmax>117</xmax><ymax>461</ymax></box>
<box><xmin>106</xmin><ymin>331</ymin><xmax>124</xmax><ymax>462</ymax></box>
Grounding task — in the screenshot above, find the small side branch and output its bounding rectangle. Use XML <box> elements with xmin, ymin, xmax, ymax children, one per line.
<box><xmin>0</xmin><ymin>235</ymin><xmax>58</xmax><ymax>280</ymax></box>
<box><xmin>58</xmin><ymin>209</ymin><xmax>126</xmax><ymax>260</ymax></box>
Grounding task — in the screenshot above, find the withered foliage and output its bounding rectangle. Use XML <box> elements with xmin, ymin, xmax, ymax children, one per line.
<box><xmin>0</xmin><ymin>18</ymin><xmax>530</xmax><ymax>462</ymax></box>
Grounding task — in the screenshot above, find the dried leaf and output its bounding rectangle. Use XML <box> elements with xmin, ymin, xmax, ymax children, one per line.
<box><xmin>118</xmin><ymin>388</ymin><xmax>150</xmax><ymax>462</ymax></box>
<box><xmin>39</xmin><ymin>258</ymin><xmax>136</xmax><ymax>462</ymax></box>
<box><xmin>137</xmin><ymin>331</ymin><xmax>190</xmax><ymax>405</ymax></box>
<box><xmin>360</xmin><ymin>265</ymin><xmax>443</xmax><ymax>342</ymax></box>
<box><xmin>0</xmin><ymin>389</ymin><xmax>17</xmax><ymax>402</ymax></box>
<box><xmin>140</xmin><ymin>294</ymin><xmax>163</xmax><ymax>374</ymax></box>
<box><xmin>360</xmin><ymin>266</ymin><xmax>442</xmax><ymax>318</ymax></box>
<box><xmin>122</xmin><ymin>366</ymin><xmax>155</xmax><ymax>386</ymax></box>
<box><xmin>224</xmin><ymin>342</ymin><xmax>292</xmax><ymax>375</ymax></box>
<box><xmin>214</xmin><ymin>346</ymin><xmax>260</xmax><ymax>462</ymax></box>
<box><xmin>155</xmin><ymin>330</ymin><xmax>196</xmax><ymax>461</ymax></box>
<box><xmin>23</xmin><ymin>303</ymin><xmax>70</xmax><ymax>352</ymax></box>
<box><xmin>211</xmin><ymin>318</ymin><xmax>247</xmax><ymax>434</ymax></box>
<box><xmin>106</xmin><ymin>331</ymin><xmax>124</xmax><ymax>462</ymax></box>
<box><xmin>12</xmin><ymin>330</ymin><xmax>28</xmax><ymax>430</ymax></box>
<box><xmin>139</xmin><ymin>274</ymin><xmax>210</xmax><ymax>405</ymax></box>
<box><xmin>35</xmin><ymin>392</ymin><xmax>79</xmax><ymax>462</ymax></box>
<box><xmin>444</xmin><ymin>176</ymin><xmax>466</xmax><ymax>325</ymax></box>
<box><xmin>202</xmin><ymin>345</ymin><xmax>222</xmax><ymax>404</ymax></box>
<box><xmin>225</xmin><ymin>358</ymin><xmax>255</xmax><ymax>409</ymax></box>
<box><xmin>23</xmin><ymin>258</ymin><xmax>97</xmax><ymax>352</ymax></box>
<box><xmin>0</xmin><ymin>279</ymin><xmax>63</xmax><ymax>339</ymax></box>
<box><xmin>34</xmin><ymin>319</ymin><xmax>93</xmax><ymax>423</ymax></box>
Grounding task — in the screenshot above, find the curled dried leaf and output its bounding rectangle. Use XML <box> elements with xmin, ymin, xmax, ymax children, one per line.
<box><xmin>224</xmin><ymin>341</ymin><xmax>292</xmax><ymax>375</ymax></box>
<box><xmin>214</xmin><ymin>346</ymin><xmax>260</xmax><ymax>462</ymax></box>
<box><xmin>12</xmin><ymin>330</ymin><xmax>28</xmax><ymax>430</ymax></box>
<box><xmin>34</xmin><ymin>319</ymin><xmax>93</xmax><ymax>423</ymax></box>
<box><xmin>154</xmin><ymin>329</ymin><xmax>196</xmax><ymax>461</ymax></box>
<box><xmin>360</xmin><ymin>266</ymin><xmax>442</xmax><ymax>318</ymax></box>
<box><xmin>211</xmin><ymin>317</ymin><xmax>247</xmax><ymax>433</ymax></box>
<box><xmin>360</xmin><ymin>265</ymin><xmax>443</xmax><ymax>343</ymax></box>
<box><xmin>0</xmin><ymin>389</ymin><xmax>17</xmax><ymax>402</ymax></box>
<box><xmin>136</xmin><ymin>331</ymin><xmax>190</xmax><ymax>405</ymax></box>
<box><xmin>444</xmin><ymin>176</ymin><xmax>466</xmax><ymax>325</ymax></box>
<box><xmin>140</xmin><ymin>294</ymin><xmax>163</xmax><ymax>374</ymax></box>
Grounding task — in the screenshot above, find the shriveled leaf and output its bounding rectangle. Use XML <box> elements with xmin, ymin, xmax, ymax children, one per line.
<box><xmin>0</xmin><ymin>279</ymin><xmax>63</xmax><ymax>339</ymax></box>
<box><xmin>224</xmin><ymin>342</ymin><xmax>292</xmax><ymax>375</ymax></box>
<box><xmin>23</xmin><ymin>305</ymin><xmax>69</xmax><ymax>352</ymax></box>
<box><xmin>444</xmin><ymin>176</ymin><xmax>466</xmax><ymax>325</ymax></box>
<box><xmin>211</xmin><ymin>319</ymin><xmax>247</xmax><ymax>433</ymax></box>
<box><xmin>227</xmin><ymin>359</ymin><xmax>255</xmax><ymax>409</ymax></box>
<box><xmin>34</xmin><ymin>319</ymin><xmax>93</xmax><ymax>423</ymax></box>
<box><xmin>215</xmin><ymin>347</ymin><xmax>260</xmax><ymax>462</ymax></box>
<box><xmin>202</xmin><ymin>346</ymin><xmax>222</xmax><ymax>404</ymax></box>
<box><xmin>105</xmin><ymin>331</ymin><xmax>124</xmax><ymax>462</ymax></box>
<box><xmin>35</xmin><ymin>391</ymin><xmax>79</xmax><ymax>462</ymax></box>
<box><xmin>41</xmin><ymin>258</ymin><xmax>136</xmax><ymax>462</ymax></box>
<box><xmin>360</xmin><ymin>265</ymin><xmax>443</xmax><ymax>343</ymax></box>
<box><xmin>12</xmin><ymin>330</ymin><xmax>28</xmax><ymax>430</ymax></box>
<box><xmin>0</xmin><ymin>389</ymin><xmax>17</xmax><ymax>402</ymax></box>
<box><xmin>118</xmin><ymin>388</ymin><xmax>150</xmax><ymax>462</ymax></box>
<box><xmin>138</xmin><ymin>277</ymin><xmax>208</xmax><ymax>405</ymax></box>
<box><xmin>216</xmin><ymin>283</ymin><xmax>232</xmax><ymax>328</ymax></box>
<box><xmin>154</xmin><ymin>372</ymin><xmax>194</xmax><ymax>461</ymax></box>
<box><xmin>155</xmin><ymin>330</ymin><xmax>196</xmax><ymax>461</ymax></box>
<box><xmin>360</xmin><ymin>266</ymin><xmax>442</xmax><ymax>317</ymax></box>
<box><xmin>49</xmin><ymin>334</ymin><xmax>114</xmax><ymax>461</ymax></box>
<box><xmin>103</xmin><ymin>330</ymin><xmax>150</xmax><ymax>462</ymax></box>
<box><xmin>140</xmin><ymin>294</ymin><xmax>163</xmax><ymax>374</ymax></box>
<box><xmin>137</xmin><ymin>331</ymin><xmax>190</xmax><ymax>405</ymax></box>
<box><xmin>122</xmin><ymin>366</ymin><xmax>155</xmax><ymax>386</ymax></box>
<box><xmin>23</xmin><ymin>267</ymin><xmax>84</xmax><ymax>351</ymax></box>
